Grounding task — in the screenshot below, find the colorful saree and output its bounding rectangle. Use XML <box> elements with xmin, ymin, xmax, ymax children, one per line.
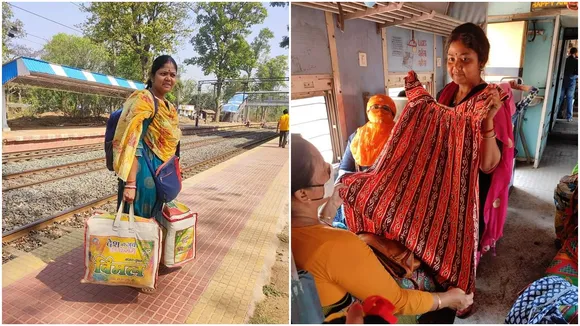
<box><xmin>112</xmin><ymin>90</ymin><xmax>181</xmax><ymax>181</ymax></box>
<box><xmin>340</xmin><ymin>71</ymin><xmax>507</xmax><ymax>292</ymax></box>
<box><xmin>546</xmin><ymin>233</ymin><xmax>578</xmax><ymax>286</ymax></box>
<box><xmin>113</xmin><ymin>89</ymin><xmax>181</xmax><ymax>218</ymax></box>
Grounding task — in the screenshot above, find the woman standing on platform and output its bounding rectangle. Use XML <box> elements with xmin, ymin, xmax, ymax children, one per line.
<box><xmin>112</xmin><ymin>56</ymin><xmax>182</xmax><ymax>293</ymax></box>
<box><xmin>113</xmin><ymin>55</ymin><xmax>181</xmax><ymax>217</ymax></box>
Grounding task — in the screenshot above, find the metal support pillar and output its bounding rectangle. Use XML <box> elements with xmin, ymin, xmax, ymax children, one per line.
<box><xmin>3</xmin><ymin>86</ymin><xmax>10</xmax><ymax>131</ymax></box>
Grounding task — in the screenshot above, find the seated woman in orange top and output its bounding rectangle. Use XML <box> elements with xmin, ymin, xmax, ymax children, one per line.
<box><xmin>291</xmin><ymin>134</ymin><xmax>473</xmax><ymax>321</ymax></box>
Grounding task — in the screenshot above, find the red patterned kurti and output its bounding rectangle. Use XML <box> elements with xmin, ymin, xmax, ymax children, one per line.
<box><xmin>340</xmin><ymin>71</ymin><xmax>507</xmax><ymax>292</ymax></box>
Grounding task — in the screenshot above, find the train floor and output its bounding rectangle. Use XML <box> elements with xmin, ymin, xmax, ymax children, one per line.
<box><xmin>457</xmin><ymin>118</ymin><xmax>578</xmax><ymax>324</ymax></box>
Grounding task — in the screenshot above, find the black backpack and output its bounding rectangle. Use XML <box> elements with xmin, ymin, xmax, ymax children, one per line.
<box><xmin>104</xmin><ymin>90</ymin><xmax>158</xmax><ymax>171</ymax></box>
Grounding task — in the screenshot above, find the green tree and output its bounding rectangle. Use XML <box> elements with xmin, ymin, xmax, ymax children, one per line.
<box><xmin>42</xmin><ymin>33</ymin><xmax>109</xmax><ymax>72</ymax></box>
<box><xmin>174</xmin><ymin>79</ymin><xmax>198</xmax><ymax>105</ymax></box>
<box><xmin>222</xmin><ymin>81</ymin><xmax>246</xmax><ymax>103</ymax></box>
<box><xmin>280</xmin><ymin>26</ymin><xmax>289</xmax><ymax>49</ymax></box>
<box><xmin>2</xmin><ymin>3</ymin><xmax>27</xmax><ymax>62</ymax></box>
<box><xmin>20</xmin><ymin>33</ymin><xmax>119</xmax><ymax>118</ymax></box>
<box><xmin>185</xmin><ymin>2</ymin><xmax>267</xmax><ymax>121</ymax></box>
<box><xmin>194</xmin><ymin>92</ymin><xmax>217</xmax><ymax>111</ymax></box>
<box><xmin>81</xmin><ymin>2</ymin><xmax>191</xmax><ymax>81</ymax></box>
<box><xmin>242</xmin><ymin>28</ymin><xmax>274</xmax><ymax>78</ymax></box>
<box><xmin>23</xmin><ymin>88</ymin><xmax>122</xmax><ymax>118</ymax></box>
<box><xmin>257</xmin><ymin>55</ymin><xmax>288</xmax><ymax>91</ymax></box>
<box><xmin>254</xmin><ymin>55</ymin><xmax>287</xmax><ymax>122</ymax></box>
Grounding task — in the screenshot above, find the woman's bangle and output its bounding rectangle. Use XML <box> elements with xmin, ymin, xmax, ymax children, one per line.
<box><xmin>125</xmin><ymin>185</ymin><xmax>137</xmax><ymax>189</ymax></box>
<box><xmin>482</xmin><ymin>126</ymin><xmax>494</xmax><ymax>134</ymax></box>
<box><xmin>435</xmin><ymin>293</ymin><xmax>442</xmax><ymax>310</ymax></box>
<box><xmin>483</xmin><ymin>132</ymin><xmax>496</xmax><ymax>139</ymax></box>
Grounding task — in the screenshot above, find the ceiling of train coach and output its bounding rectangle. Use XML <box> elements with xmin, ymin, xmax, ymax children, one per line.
<box><xmin>292</xmin><ymin>2</ymin><xmax>465</xmax><ymax>36</ymax></box>
<box><xmin>407</xmin><ymin>2</ymin><xmax>449</xmax><ymax>14</ymax></box>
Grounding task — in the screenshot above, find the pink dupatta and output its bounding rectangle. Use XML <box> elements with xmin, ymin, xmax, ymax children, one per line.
<box><xmin>439</xmin><ymin>82</ymin><xmax>515</xmax><ymax>265</ymax></box>
<box><xmin>478</xmin><ymin>83</ymin><xmax>515</xmax><ymax>262</ymax></box>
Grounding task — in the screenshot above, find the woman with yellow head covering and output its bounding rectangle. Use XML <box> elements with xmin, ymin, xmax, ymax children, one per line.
<box><xmin>338</xmin><ymin>94</ymin><xmax>397</xmax><ymax>175</ymax></box>
<box><xmin>113</xmin><ymin>55</ymin><xmax>182</xmax><ymax>233</ymax></box>
<box><xmin>333</xmin><ymin>94</ymin><xmax>397</xmax><ymax>230</ymax></box>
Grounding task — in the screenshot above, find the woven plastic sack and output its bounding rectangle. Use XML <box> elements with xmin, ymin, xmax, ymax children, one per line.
<box><xmin>159</xmin><ymin>200</ymin><xmax>197</xmax><ymax>267</ymax></box>
<box><xmin>82</xmin><ymin>202</ymin><xmax>162</xmax><ymax>289</ymax></box>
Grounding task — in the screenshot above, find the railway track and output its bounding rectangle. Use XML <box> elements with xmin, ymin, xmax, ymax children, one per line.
<box><xmin>2</xmin><ymin>130</ymin><xmax>261</xmax><ymax>192</ymax></box>
<box><xmin>2</xmin><ymin>134</ymin><xmax>276</xmax><ymax>243</ymax></box>
<box><xmin>2</xmin><ymin>144</ymin><xmax>102</xmax><ymax>164</ymax></box>
<box><xmin>2</xmin><ymin>123</ymin><xmax>268</xmax><ymax>164</ymax></box>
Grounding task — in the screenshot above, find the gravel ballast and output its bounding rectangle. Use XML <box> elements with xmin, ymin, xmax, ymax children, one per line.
<box><xmin>2</xmin><ymin>131</ymin><xmax>274</xmax><ymax>233</ymax></box>
<box><xmin>1</xmin><ymin>129</ymin><xmax>256</xmax><ymax>176</ymax></box>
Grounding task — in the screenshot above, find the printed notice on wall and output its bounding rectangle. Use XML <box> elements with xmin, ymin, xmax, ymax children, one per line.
<box><xmin>418</xmin><ymin>39</ymin><xmax>428</xmax><ymax>67</ymax></box>
<box><xmin>387</xmin><ymin>29</ymin><xmax>434</xmax><ymax>73</ymax></box>
<box><xmin>391</xmin><ymin>36</ymin><xmax>403</xmax><ymax>57</ymax></box>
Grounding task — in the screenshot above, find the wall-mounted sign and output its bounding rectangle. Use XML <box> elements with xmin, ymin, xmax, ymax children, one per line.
<box><xmin>391</xmin><ymin>36</ymin><xmax>404</xmax><ymax>57</ymax></box>
<box><xmin>387</xmin><ymin>28</ymin><xmax>434</xmax><ymax>72</ymax></box>
<box><xmin>359</xmin><ymin>52</ymin><xmax>367</xmax><ymax>67</ymax></box>
<box><xmin>531</xmin><ymin>2</ymin><xmax>569</xmax><ymax>10</ymax></box>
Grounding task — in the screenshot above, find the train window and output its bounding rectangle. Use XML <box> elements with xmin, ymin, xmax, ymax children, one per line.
<box><xmin>484</xmin><ymin>76</ymin><xmax>510</xmax><ymax>84</ymax></box>
<box><xmin>290</xmin><ymin>96</ymin><xmax>335</xmax><ymax>163</ymax></box>
<box><xmin>388</xmin><ymin>84</ymin><xmax>430</xmax><ymax>97</ymax></box>
<box><xmin>485</xmin><ymin>21</ymin><xmax>526</xmax><ymax>83</ymax></box>
<box><xmin>387</xmin><ymin>74</ymin><xmax>433</xmax><ymax>97</ymax></box>
<box><xmin>389</xmin><ymin>87</ymin><xmax>405</xmax><ymax>98</ymax></box>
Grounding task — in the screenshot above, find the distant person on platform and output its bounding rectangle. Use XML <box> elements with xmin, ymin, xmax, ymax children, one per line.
<box><xmin>277</xmin><ymin>109</ymin><xmax>290</xmax><ymax>148</ymax></box>
<box><xmin>558</xmin><ymin>47</ymin><xmax>578</xmax><ymax>122</ymax></box>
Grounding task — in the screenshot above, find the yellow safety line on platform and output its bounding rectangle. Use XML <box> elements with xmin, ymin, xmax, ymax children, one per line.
<box><xmin>185</xmin><ymin>157</ymin><xmax>289</xmax><ymax>324</ymax></box>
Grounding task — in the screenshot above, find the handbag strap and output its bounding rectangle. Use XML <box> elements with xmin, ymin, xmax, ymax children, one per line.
<box><xmin>141</xmin><ymin>89</ymin><xmax>159</xmax><ymax>177</ymax></box>
<box><xmin>141</xmin><ymin>89</ymin><xmax>159</xmax><ymax>140</ymax></box>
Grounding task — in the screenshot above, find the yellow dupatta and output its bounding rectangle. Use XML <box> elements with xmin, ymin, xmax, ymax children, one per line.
<box><xmin>350</xmin><ymin>95</ymin><xmax>396</xmax><ymax>167</ymax></box>
<box><xmin>112</xmin><ymin>90</ymin><xmax>181</xmax><ymax>181</ymax></box>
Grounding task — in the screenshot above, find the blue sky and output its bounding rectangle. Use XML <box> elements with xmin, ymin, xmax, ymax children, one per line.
<box><xmin>8</xmin><ymin>2</ymin><xmax>289</xmax><ymax>83</ymax></box>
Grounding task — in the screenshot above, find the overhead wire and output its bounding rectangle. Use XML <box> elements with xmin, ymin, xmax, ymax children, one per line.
<box><xmin>26</xmin><ymin>33</ymin><xmax>49</xmax><ymax>42</ymax></box>
<box><xmin>8</xmin><ymin>3</ymin><xmax>83</xmax><ymax>34</ymax></box>
<box><xmin>20</xmin><ymin>38</ymin><xmax>45</xmax><ymax>47</ymax></box>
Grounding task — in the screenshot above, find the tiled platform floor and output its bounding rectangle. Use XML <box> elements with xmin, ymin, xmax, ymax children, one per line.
<box><xmin>2</xmin><ymin>139</ymin><xmax>289</xmax><ymax>324</ymax></box>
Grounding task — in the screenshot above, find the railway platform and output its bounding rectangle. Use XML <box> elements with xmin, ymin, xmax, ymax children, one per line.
<box><xmin>2</xmin><ymin>139</ymin><xmax>289</xmax><ymax>324</ymax></box>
